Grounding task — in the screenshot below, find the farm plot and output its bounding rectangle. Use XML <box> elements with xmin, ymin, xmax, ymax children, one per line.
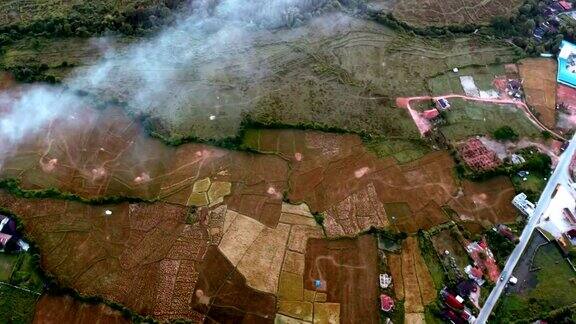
<box><xmin>448</xmin><ymin>176</ymin><xmax>518</xmax><ymax>227</ymax></box>
<box><xmin>192</xmin><ymin>246</ymin><xmax>278</xmax><ymax>323</ymax></box>
<box><xmin>387</xmin><ymin>236</ymin><xmax>436</xmax><ymax>321</ymax></box>
<box><xmin>427</xmin><ymin>64</ymin><xmax>506</xmax><ymax>96</ymax></box>
<box><xmin>303</xmin><ymin>235</ymin><xmax>379</xmax><ymax>324</ymax></box>
<box><xmin>244</xmin><ymin>129</ymin><xmax>455</xmax><ymax>235</ymax></box>
<box><xmin>518</xmin><ymin>58</ymin><xmax>557</xmax><ymax>129</ymax></box>
<box><xmin>393</xmin><ymin>0</ymin><xmax>523</xmax><ymax>27</ymax></box>
<box><xmin>440</xmin><ymin>98</ymin><xmax>541</xmax><ymax>142</ymax></box>
<box><xmin>33</xmin><ymin>294</ymin><xmax>129</xmax><ymax>324</ymax></box>
<box><xmin>0</xmin><ymin>192</ymin><xmax>225</xmax><ymax>322</ymax></box>
<box><xmin>245</xmin><ymin>129</ymin><xmax>513</xmax><ymax>235</ymax></box>
<box><xmin>0</xmin><ymin>104</ymin><xmax>289</xmax><ymax>227</ymax></box>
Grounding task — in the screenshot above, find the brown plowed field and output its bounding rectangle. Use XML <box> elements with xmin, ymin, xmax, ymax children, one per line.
<box><xmin>192</xmin><ymin>246</ymin><xmax>277</xmax><ymax>323</ymax></box>
<box><xmin>388</xmin><ymin>237</ymin><xmax>436</xmax><ymax>314</ymax></box>
<box><xmin>246</xmin><ymin>129</ymin><xmax>482</xmax><ymax>234</ymax></box>
<box><xmin>303</xmin><ymin>235</ymin><xmax>379</xmax><ymax>324</ymax></box>
<box><xmin>0</xmin><ymin>191</ymin><xmax>219</xmax><ymax>321</ymax></box>
<box><xmin>449</xmin><ymin>176</ymin><xmax>517</xmax><ymax>227</ymax></box>
<box><xmin>0</xmin><ymin>106</ymin><xmax>288</xmax><ymax>228</ymax></box>
<box><xmin>33</xmin><ymin>294</ymin><xmax>129</xmax><ymax>324</ymax></box>
<box><xmin>393</xmin><ymin>0</ymin><xmax>523</xmax><ymax>27</ymax></box>
<box><xmin>518</xmin><ymin>59</ymin><xmax>557</xmax><ymax>129</ymax></box>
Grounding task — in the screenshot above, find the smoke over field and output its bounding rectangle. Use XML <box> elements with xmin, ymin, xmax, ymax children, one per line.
<box><xmin>0</xmin><ymin>0</ymin><xmax>342</xmax><ymax>161</ymax></box>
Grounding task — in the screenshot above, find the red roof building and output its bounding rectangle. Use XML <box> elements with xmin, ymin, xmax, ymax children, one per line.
<box><xmin>443</xmin><ymin>293</ymin><xmax>464</xmax><ymax>310</ymax></box>
<box><xmin>459</xmin><ymin>138</ymin><xmax>501</xmax><ymax>171</ymax></box>
<box><xmin>471</xmin><ymin>267</ymin><xmax>483</xmax><ymax>279</ymax></box>
<box><xmin>422</xmin><ymin>108</ymin><xmax>440</xmax><ymax>120</ymax></box>
<box><xmin>380</xmin><ymin>294</ymin><xmax>394</xmax><ymax>312</ymax></box>
<box><xmin>560</xmin><ymin>1</ymin><xmax>573</xmax><ymax>10</ymax></box>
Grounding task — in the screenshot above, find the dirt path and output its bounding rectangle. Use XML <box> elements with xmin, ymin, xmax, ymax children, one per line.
<box><xmin>397</xmin><ymin>94</ymin><xmax>566</xmax><ymax>141</ymax></box>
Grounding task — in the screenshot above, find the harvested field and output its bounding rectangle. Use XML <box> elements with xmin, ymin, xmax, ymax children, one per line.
<box><xmin>0</xmin><ymin>192</ymin><xmax>221</xmax><ymax>321</ymax></box>
<box><xmin>518</xmin><ymin>59</ymin><xmax>557</xmax><ymax>129</ymax></box>
<box><xmin>387</xmin><ymin>252</ymin><xmax>404</xmax><ymax>300</ymax></box>
<box><xmin>401</xmin><ymin>237</ymin><xmax>436</xmax><ymax>313</ymax></box>
<box><xmin>393</xmin><ymin>0</ymin><xmax>523</xmax><ymax>27</ymax></box>
<box><xmin>33</xmin><ymin>294</ymin><xmax>129</xmax><ymax>324</ymax></box>
<box><xmin>0</xmin><ymin>105</ymin><xmax>289</xmax><ymax>227</ymax></box>
<box><xmin>449</xmin><ymin>176</ymin><xmax>517</xmax><ymax>227</ymax></box>
<box><xmin>323</xmin><ymin>183</ymin><xmax>389</xmax><ymax>238</ymax></box>
<box><xmin>244</xmin><ymin>129</ymin><xmax>511</xmax><ymax>235</ymax></box>
<box><xmin>192</xmin><ymin>246</ymin><xmax>277</xmax><ymax>323</ymax></box>
<box><xmin>304</xmin><ymin>235</ymin><xmax>379</xmax><ymax>324</ymax></box>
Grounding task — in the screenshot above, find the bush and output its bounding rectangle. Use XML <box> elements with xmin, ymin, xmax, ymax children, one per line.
<box><xmin>492</xmin><ymin>126</ymin><xmax>519</xmax><ymax>141</ymax></box>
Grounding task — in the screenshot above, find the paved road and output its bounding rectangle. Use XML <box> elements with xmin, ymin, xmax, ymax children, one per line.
<box><xmin>476</xmin><ymin>133</ymin><xmax>576</xmax><ymax>323</ymax></box>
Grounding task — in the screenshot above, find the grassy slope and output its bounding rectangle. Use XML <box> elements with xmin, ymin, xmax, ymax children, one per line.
<box><xmin>440</xmin><ymin>98</ymin><xmax>541</xmax><ymax>142</ymax></box>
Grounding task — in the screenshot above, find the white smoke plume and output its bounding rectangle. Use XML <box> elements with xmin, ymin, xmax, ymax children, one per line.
<box><xmin>0</xmin><ymin>0</ymin><xmax>340</xmax><ymax>161</ymax></box>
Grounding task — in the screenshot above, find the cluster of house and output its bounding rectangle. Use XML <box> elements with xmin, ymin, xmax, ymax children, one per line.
<box><xmin>0</xmin><ymin>214</ymin><xmax>29</xmax><ymax>253</ymax></box>
<box><xmin>534</xmin><ymin>0</ymin><xmax>572</xmax><ymax>40</ymax></box>
<box><xmin>440</xmin><ymin>288</ymin><xmax>477</xmax><ymax>323</ymax></box>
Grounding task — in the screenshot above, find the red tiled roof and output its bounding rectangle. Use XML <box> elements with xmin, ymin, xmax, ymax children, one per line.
<box><xmin>471</xmin><ymin>267</ymin><xmax>483</xmax><ymax>278</ymax></box>
<box><xmin>422</xmin><ymin>109</ymin><xmax>439</xmax><ymax>120</ymax></box>
<box><xmin>560</xmin><ymin>1</ymin><xmax>573</xmax><ymax>10</ymax></box>
<box><xmin>380</xmin><ymin>294</ymin><xmax>394</xmax><ymax>312</ymax></box>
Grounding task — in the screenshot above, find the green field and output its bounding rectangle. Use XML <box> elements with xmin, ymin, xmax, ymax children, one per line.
<box><xmin>428</xmin><ymin>65</ymin><xmax>506</xmax><ymax>96</ymax></box>
<box><xmin>0</xmin><ymin>284</ymin><xmax>39</xmax><ymax>323</ymax></box>
<box><xmin>0</xmin><ymin>252</ymin><xmax>45</xmax><ymax>323</ymax></box>
<box><xmin>364</xmin><ymin>138</ymin><xmax>432</xmax><ymax>164</ymax></box>
<box><xmin>511</xmin><ymin>173</ymin><xmax>547</xmax><ymax>201</ymax></box>
<box><xmin>440</xmin><ymin>99</ymin><xmax>541</xmax><ymax>142</ymax></box>
<box><xmin>496</xmin><ymin>243</ymin><xmax>576</xmax><ymax>323</ymax></box>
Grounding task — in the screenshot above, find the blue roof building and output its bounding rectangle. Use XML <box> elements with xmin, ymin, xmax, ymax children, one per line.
<box><xmin>557</xmin><ymin>40</ymin><xmax>576</xmax><ymax>88</ymax></box>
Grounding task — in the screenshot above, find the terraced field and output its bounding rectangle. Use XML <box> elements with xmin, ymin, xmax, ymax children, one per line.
<box><xmin>0</xmin><ymin>15</ymin><xmax>520</xmax><ymax>141</ymax></box>
<box><xmin>393</xmin><ymin>0</ymin><xmax>523</xmax><ymax>27</ymax></box>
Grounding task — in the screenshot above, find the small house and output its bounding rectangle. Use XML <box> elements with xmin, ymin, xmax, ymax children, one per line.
<box><xmin>380</xmin><ymin>294</ymin><xmax>394</xmax><ymax>312</ymax></box>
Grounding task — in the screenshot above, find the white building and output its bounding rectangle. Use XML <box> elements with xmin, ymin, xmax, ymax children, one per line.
<box><xmin>512</xmin><ymin>193</ymin><xmax>535</xmax><ymax>217</ymax></box>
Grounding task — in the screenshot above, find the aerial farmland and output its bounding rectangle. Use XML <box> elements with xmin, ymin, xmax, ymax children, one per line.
<box><xmin>0</xmin><ymin>0</ymin><xmax>576</xmax><ymax>323</ymax></box>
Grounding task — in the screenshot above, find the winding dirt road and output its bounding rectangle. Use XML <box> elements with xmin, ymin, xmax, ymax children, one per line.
<box><xmin>397</xmin><ymin>94</ymin><xmax>566</xmax><ymax>141</ymax></box>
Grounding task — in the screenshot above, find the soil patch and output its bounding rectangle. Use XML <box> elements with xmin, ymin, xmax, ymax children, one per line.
<box><xmin>518</xmin><ymin>58</ymin><xmax>557</xmax><ymax>129</ymax></box>
<box><xmin>303</xmin><ymin>235</ymin><xmax>379</xmax><ymax>324</ymax></box>
<box><xmin>33</xmin><ymin>294</ymin><xmax>129</xmax><ymax>324</ymax></box>
<box><xmin>448</xmin><ymin>176</ymin><xmax>517</xmax><ymax>226</ymax></box>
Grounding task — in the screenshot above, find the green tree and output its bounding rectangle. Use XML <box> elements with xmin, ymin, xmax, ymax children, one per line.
<box><xmin>492</xmin><ymin>126</ymin><xmax>519</xmax><ymax>141</ymax></box>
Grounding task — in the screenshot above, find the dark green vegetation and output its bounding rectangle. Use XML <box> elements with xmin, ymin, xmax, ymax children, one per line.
<box><xmin>418</xmin><ymin>229</ymin><xmax>449</xmax><ymax>288</ymax></box>
<box><xmin>485</xmin><ymin>229</ymin><xmax>516</xmax><ymax>268</ymax></box>
<box><xmin>493</xmin><ymin>126</ymin><xmax>520</xmax><ymax>141</ymax></box>
<box><xmin>0</xmin><ymin>252</ymin><xmax>43</xmax><ymax>323</ymax></box>
<box><xmin>495</xmin><ymin>243</ymin><xmax>576</xmax><ymax>323</ymax></box>
<box><xmin>0</xmin><ymin>1</ymin><xmax>179</xmax><ymax>45</ymax></box>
